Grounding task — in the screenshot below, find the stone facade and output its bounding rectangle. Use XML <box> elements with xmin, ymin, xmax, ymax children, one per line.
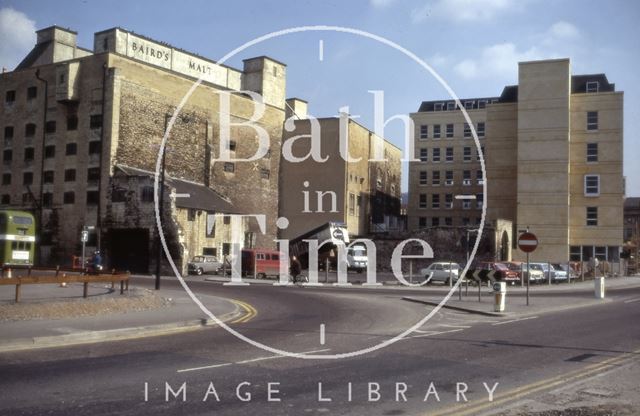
<box><xmin>0</xmin><ymin>25</ymin><xmax>286</xmax><ymax>272</ymax></box>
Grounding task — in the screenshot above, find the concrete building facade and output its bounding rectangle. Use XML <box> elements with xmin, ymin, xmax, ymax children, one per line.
<box><xmin>408</xmin><ymin>58</ymin><xmax>624</xmax><ymax>263</ymax></box>
<box><xmin>0</xmin><ymin>26</ymin><xmax>287</xmax><ymax>272</ymax></box>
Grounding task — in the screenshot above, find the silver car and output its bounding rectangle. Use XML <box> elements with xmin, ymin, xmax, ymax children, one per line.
<box><xmin>420</xmin><ymin>262</ymin><xmax>461</xmax><ymax>284</ymax></box>
<box><xmin>187</xmin><ymin>255</ymin><xmax>223</xmax><ymax>275</ymax></box>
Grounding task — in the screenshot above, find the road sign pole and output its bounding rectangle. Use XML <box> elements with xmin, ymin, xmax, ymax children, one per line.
<box><xmin>526</xmin><ymin>252</ymin><xmax>530</xmax><ymax>306</ymax></box>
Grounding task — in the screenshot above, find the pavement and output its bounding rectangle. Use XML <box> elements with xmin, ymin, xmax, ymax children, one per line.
<box><xmin>0</xmin><ymin>273</ymin><xmax>638</xmax><ymax>353</ymax></box>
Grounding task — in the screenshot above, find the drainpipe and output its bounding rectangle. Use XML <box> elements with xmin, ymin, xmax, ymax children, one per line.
<box><xmin>34</xmin><ymin>69</ymin><xmax>48</xmax><ymax>265</ymax></box>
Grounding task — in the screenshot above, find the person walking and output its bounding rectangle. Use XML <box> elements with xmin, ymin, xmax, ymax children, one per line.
<box><xmin>290</xmin><ymin>255</ymin><xmax>302</xmax><ymax>283</ymax></box>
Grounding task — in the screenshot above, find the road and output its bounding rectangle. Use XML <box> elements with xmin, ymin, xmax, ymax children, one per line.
<box><xmin>0</xmin><ymin>278</ymin><xmax>639</xmax><ymax>415</ymax></box>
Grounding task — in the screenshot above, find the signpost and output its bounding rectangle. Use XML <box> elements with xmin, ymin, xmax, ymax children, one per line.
<box><xmin>518</xmin><ymin>230</ymin><xmax>538</xmax><ymax>306</ymax></box>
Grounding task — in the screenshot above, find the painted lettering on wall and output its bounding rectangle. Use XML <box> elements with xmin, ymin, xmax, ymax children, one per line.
<box><xmin>131</xmin><ymin>41</ymin><xmax>170</xmax><ymax>61</ymax></box>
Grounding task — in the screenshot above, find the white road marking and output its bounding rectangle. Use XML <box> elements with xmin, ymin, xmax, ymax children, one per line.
<box><xmin>624</xmin><ymin>298</ymin><xmax>640</xmax><ymax>304</ymax></box>
<box><xmin>439</xmin><ymin>324</ymin><xmax>472</xmax><ymax>329</ymax></box>
<box><xmin>320</xmin><ymin>323</ymin><xmax>326</xmax><ymax>345</ymax></box>
<box><xmin>318</xmin><ymin>39</ymin><xmax>324</xmax><ymax>61</ymax></box>
<box><xmin>177</xmin><ymin>348</ymin><xmax>331</xmax><ymax>373</ymax></box>
<box><xmin>410</xmin><ymin>328</ymin><xmax>465</xmax><ymax>338</ymax></box>
<box><xmin>492</xmin><ymin>316</ymin><xmax>539</xmax><ymax>326</ymax></box>
<box><xmin>172</xmin><ymin>193</ymin><xmax>190</xmax><ymax>198</ymax></box>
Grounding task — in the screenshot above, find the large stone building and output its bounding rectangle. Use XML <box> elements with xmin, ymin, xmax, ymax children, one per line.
<box><xmin>279</xmin><ymin>101</ymin><xmax>402</xmax><ymax>241</ymax></box>
<box><xmin>0</xmin><ymin>26</ymin><xmax>287</xmax><ymax>272</ymax></box>
<box><xmin>408</xmin><ymin>58</ymin><xmax>624</xmax><ymax>263</ymax></box>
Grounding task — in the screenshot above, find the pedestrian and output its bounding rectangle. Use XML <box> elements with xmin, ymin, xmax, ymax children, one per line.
<box><xmin>290</xmin><ymin>255</ymin><xmax>302</xmax><ymax>283</ymax></box>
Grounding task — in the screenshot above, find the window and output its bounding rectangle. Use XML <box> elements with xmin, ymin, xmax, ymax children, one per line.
<box><xmin>1</xmin><ymin>194</ymin><xmax>10</xmax><ymax>205</ymax></box>
<box><xmin>445</xmin><ymin>147</ymin><xmax>453</xmax><ymax>162</ymax></box>
<box><xmin>87</xmin><ymin>167</ymin><xmax>100</xmax><ymax>181</ymax></box>
<box><xmin>90</xmin><ymin>114</ymin><xmax>102</xmax><ymax>129</ymax></box>
<box><xmin>432</xmin><ymin>148</ymin><xmax>440</xmax><ymax>162</ymax></box>
<box><xmin>587</xmin><ymin>143</ymin><xmax>598</xmax><ymax>162</ymax></box>
<box><xmin>66</xmin><ymin>143</ymin><xmax>77</xmax><ymax>155</ymax></box>
<box><xmin>24</xmin><ymin>147</ymin><xmax>34</xmax><ymax>161</ymax></box>
<box><xmin>64</xmin><ymin>169</ymin><xmax>76</xmax><ymax>182</ymax></box>
<box><xmin>476</xmin><ymin>170</ymin><xmax>484</xmax><ymax>185</ymax></box>
<box><xmin>587</xmin><ymin>111</ymin><xmax>598</xmax><ymax>131</ymax></box>
<box><xmin>223</xmin><ymin>162</ymin><xmax>235</xmax><ymax>173</ymax></box>
<box><xmin>432</xmin><ymin>217</ymin><xmax>440</xmax><ymax>227</ymax></box>
<box><xmin>464</xmin><ymin>123</ymin><xmax>472</xmax><ymax>138</ymax></box>
<box><xmin>5</xmin><ymin>90</ymin><xmax>16</xmax><ymax>103</ymax></box>
<box><xmin>141</xmin><ymin>186</ymin><xmax>154</xmax><ymax>202</ymax></box>
<box><xmin>477</xmin><ymin>122</ymin><xmax>485</xmax><ymax>137</ymax></box>
<box><xmin>432</xmin><ymin>171</ymin><xmax>440</xmax><ymax>186</ymax></box>
<box><xmin>419</xmin><ymin>217</ymin><xmax>427</xmax><ymax>228</ymax></box>
<box><xmin>462</xmin><ymin>200</ymin><xmax>471</xmax><ymax>210</ymax></box>
<box><xmin>444</xmin><ymin>217</ymin><xmax>452</xmax><ymax>226</ymax></box>
<box><xmin>445</xmin><ymin>194</ymin><xmax>453</xmax><ymax>209</ymax></box>
<box><xmin>111</xmin><ymin>188</ymin><xmax>126</xmax><ymax>202</ymax></box>
<box><xmin>476</xmin><ymin>194</ymin><xmax>484</xmax><ymax>209</ymax></box>
<box><xmin>478</xmin><ymin>100</ymin><xmax>487</xmax><ymax>109</ymax></box>
<box><xmin>27</xmin><ymin>86</ymin><xmax>37</xmax><ymax>99</ymax></box>
<box><xmin>432</xmin><ymin>194</ymin><xmax>440</xmax><ymax>209</ymax></box>
<box><xmin>63</xmin><ymin>192</ymin><xmax>75</xmax><ymax>204</ymax></box>
<box><xmin>446</xmin><ymin>124</ymin><xmax>454</xmax><ymax>138</ymax></box>
<box><xmin>67</xmin><ymin>116</ymin><xmax>78</xmax><ymax>131</ymax></box>
<box><xmin>260</xmin><ymin>168</ymin><xmax>270</xmax><ymax>179</ymax></box>
<box><xmin>349</xmin><ymin>193</ymin><xmax>355</xmax><ymax>215</ymax></box>
<box><xmin>433</xmin><ymin>125</ymin><xmax>441</xmax><ymax>139</ymax></box>
<box><xmin>188</xmin><ymin>209</ymin><xmax>196</xmax><ymax>222</ymax></box>
<box><xmin>89</xmin><ymin>141</ymin><xmax>101</xmax><ymax>154</ymax></box>
<box><xmin>23</xmin><ymin>172</ymin><xmax>33</xmax><ymax>185</ymax></box>
<box><xmin>25</xmin><ymin>123</ymin><xmax>36</xmax><ymax>137</ymax></box>
<box><xmin>463</xmin><ymin>170</ymin><xmax>471</xmax><ymax>186</ymax></box>
<box><xmin>586</xmin><ymin>207</ymin><xmax>598</xmax><ymax>226</ymax></box>
<box><xmin>462</xmin><ymin>217</ymin><xmax>470</xmax><ymax>225</ymax></box>
<box><xmin>419</xmin><ymin>125</ymin><xmax>428</xmax><ymax>140</ymax></box>
<box><xmin>445</xmin><ymin>170</ymin><xmax>454</xmax><ymax>186</ymax></box>
<box><xmin>464</xmin><ymin>101</ymin><xmax>474</xmax><ymax>110</ymax></box>
<box><xmin>44</xmin><ymin>145</ymin><xmax>55</xmax><ymax>158</ymax></box>
<box><xmin>3</xmin><ymin>149</ymin><xmax>12</xmax><ymax>162</ymax></box>
<box><xmin>463</xmin><ymin>146</ymin><xmax>471</xmax><ymax>162</ymax></box>
<box><xmin>446</xmin><ymin>102</ymin><xmax>455</xmax><ymax>111</ymax></box>
<box><xmin>419</xmin><ymin>170</ymin><xmax>427</xmax><ymax>185</ymax></box>
<box><xmin>584</xmin><ymin>175</ymin><xmax>600</xmax><ymax>196</ymax></box>
<box><xmin>42</xmin><ymin>192</ymin><xmax>53</xmax><ymax>208</ymax></box>
<box><xmin>45</xmin><ymin>121</ymin><xmax>56</xmax><ymax>134</ymax></box>
<box><xmin>2</xmin><ymin>173</ymin><xmax>11</xmax><ymax>185</ymax></box>
<box><xmin>434</xmin><ymin>103</ymin><xmax>444</xmax><ymax>111</ymax></box>
<box><xmin>419</xmin><ymin>148</ymin><xmax>428</xmax><ymax>162</ymax></box>
<box><xmin>4</xmin><ymin>126</ymin><xmax>14</xmax><ymax>139</ymax></box>
<box><xmin>586</xmin><ymin>81</ymin><xmax>599</xmax><ymax>93</ymax></box>
<box><xmin>86</xmin><ymin>191</ymin><xmax>100</xmax><ymax>205</ymax></box>
<box><xmin>419</xmin><ymin>193</ymin><xmax>427</xmax><ymax>209</ymax></box>
<box><xmin>43</xmin><ymin>171</ymin><xmax>54</xmax><ymax>184</ymax></box>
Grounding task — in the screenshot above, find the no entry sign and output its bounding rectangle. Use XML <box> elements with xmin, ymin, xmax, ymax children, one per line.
<box><xmin>518</xmin><ymin>232</ymin><xmax>538</xmax><ymax>253</ymax></box>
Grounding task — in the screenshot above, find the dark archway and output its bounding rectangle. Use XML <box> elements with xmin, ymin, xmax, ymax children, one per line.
<box><xmin>500</xmin><ymin>230</ymin><xmax>509</xmax><ymax>261</ymax></box>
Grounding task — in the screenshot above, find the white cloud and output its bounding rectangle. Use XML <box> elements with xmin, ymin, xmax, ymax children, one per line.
<box><xmin>547</xmin><ymin>21</ymin><xmax>580</xmax><ymax>40</ymax></box>
<box><xmin>454</xmin><ymin>42</ymin><xmax>544</xmax><ymax>80</ymax></box>
<box><xmin>428</xmin><ymin>53</ymin><xmax>451</xmax><ymax>68</ymax></box>
<box><xmin>412</xmin><ymin>0</ymin><xmax>521</xmax><ymax>23</ymax></box>
<box><xmin>0</xmin><ymin>8</ymin><xmax>36</xmax><ymax>70</ymax></box>
<box><xmin>370</xmin><ymin>0</ymin><xmax>397</xmax><ymax>9</ymax></box>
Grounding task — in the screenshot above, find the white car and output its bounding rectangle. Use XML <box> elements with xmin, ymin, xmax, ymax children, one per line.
<box><xmin>420</xmin><ymin>262</ymin><xmax>461</xmax><ymax>284</ymax></box>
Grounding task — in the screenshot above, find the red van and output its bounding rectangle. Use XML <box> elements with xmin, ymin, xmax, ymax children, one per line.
<box><xmin>241</xmin><ymin>249</ymin><xmax>283</xmax><ymax>278</ymax></box>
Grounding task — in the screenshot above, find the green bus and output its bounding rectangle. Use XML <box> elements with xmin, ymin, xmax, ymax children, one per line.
<box><xmin>0</xmin><ymin>210</ymin><xmax>36</xmax><ymax>266</ymax></box>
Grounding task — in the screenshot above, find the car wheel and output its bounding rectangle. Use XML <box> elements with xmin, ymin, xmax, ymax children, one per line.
<box><xmin>196</xmin><ymin>268</ymin><xmax>203</xmax><ymax>276</ymax></box>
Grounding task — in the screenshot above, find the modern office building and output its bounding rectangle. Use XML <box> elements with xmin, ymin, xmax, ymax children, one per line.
<box><xmin>408</xmin><ymin>58</ymin><xmax>624</xmax><ymax>263</ymax></box>
<box><xmin>0</xmin><ymin>25</ymin><xmax>287</xmax><ymax>272</ymax></box>
<box><xmin>279</xmin><ymin>102</ymin><xmax>402</xmax><ymax>241</ymax></box>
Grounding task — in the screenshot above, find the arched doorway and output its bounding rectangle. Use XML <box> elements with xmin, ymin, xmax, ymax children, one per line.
<box><xmin>500</xmin><ymin>231</ymin><xmax>509</xmax><ymax>261</ymax></box>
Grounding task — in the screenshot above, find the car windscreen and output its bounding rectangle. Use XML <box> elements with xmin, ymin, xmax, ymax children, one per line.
<box><xmin>191</xmin><ymin>256</ymin><xmax>204</xmax><ymax>262</ymax></box>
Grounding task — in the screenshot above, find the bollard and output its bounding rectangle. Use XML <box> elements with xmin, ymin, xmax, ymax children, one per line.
<box><xmin>6</xmin><ymin>267</ymin><xmax>12</xmax><ymax>279</ymax></box>
<box><xmin>493</xmin><ymin>281</ymin><xmax>506</xmax><ymax>312</ymax></box>
<box><xmin>595</xmin><ymin>276</ymin><xmax>605</xmax><ymax>299</ymax></box>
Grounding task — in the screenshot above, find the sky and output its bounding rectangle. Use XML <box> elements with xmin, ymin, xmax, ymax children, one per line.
<box><xmin>1</xmin><ymin>0</ymin><xmax>638</xmax><ymax>195</ymax></box>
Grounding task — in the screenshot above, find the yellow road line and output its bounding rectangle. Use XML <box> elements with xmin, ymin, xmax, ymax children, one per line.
<box><xmin>229</xmin><ymin>299</ymin><xmax>257</xmax><ymax>324</ymax></box>
<box><xmin>428</xmin><ymin>348</ymin><xmax>640</xmax><ymax>416</ymax></box>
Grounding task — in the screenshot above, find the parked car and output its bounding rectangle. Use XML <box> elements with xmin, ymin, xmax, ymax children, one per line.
<box><xmin>502</xmin><ymin>261</ymin><xmax>545</xmax><ymax>283</ymax></box>
<box><xmin>477</xmin><ymin>262</ymin><xmax>520</xmax><ymax>285</ymax></box>
<box><xmin>552</xmin><ymin>263</ymin><xmax>579</xmax><ymax>281</ymax></box>
<box><xmin>187</xmin><ymin>255</ymin><xmax>223</xmax><ymax>276</ymax></box>
<box><xmin>420</xmin><ymin>262</ymin><xmax>461</xmax><ymax>284</ymax></box>
<box><xmin>531</xmin><ymin>262</ymin><xmax>568</xmax><ymax>283</ymax></box>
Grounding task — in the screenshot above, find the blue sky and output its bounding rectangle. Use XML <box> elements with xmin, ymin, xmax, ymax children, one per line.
<box><xmin>1</xmin><ymin>0</ymin><xmax>638</xmax><ymax>195</ymax></box>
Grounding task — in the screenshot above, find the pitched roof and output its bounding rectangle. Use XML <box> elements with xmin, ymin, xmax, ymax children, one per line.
<box><xmin>114</xmin><ymin>165</ymin><xmax>240</xmax><ymax>214</ymax></box>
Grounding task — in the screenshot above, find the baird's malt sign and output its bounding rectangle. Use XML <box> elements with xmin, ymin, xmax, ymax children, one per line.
<box><xmin>122</xmin><ymin>31</ymin><xmax>238</xmax><ymax>89</ymax></box>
